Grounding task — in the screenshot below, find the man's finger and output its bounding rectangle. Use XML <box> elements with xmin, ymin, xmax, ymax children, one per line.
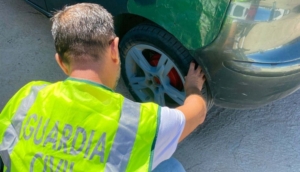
<box><xmin>196</xmin><ymin>65</ymin><xmax>201</xmax><ymax>74</ymax></box>
<box><xmin>201</xmin><ymin>74</ymin><xmax>206</xmax><ymax>80</ymax></box>
<box><xmin>200</xmin><ymin>72</ymin><xmax>205</xmax><ymax>78</ymax></box>
<box><xmin>188</xmin><ymin>62</ymin><xmax>195</xmax><ymax>73</ymax></box>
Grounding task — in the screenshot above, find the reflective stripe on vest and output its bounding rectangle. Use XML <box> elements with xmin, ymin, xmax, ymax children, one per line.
<box><xmin>0</xmin><ymin>85</ymin><xmax>47</xmax><ymax>172</ymax></box>
<box><xmin>0</xmin><ymin>80</ymin><xmax>158</xmax><ymax>171</ymax></box>
<box><xmin>105</xmin><ymin>98</ymin><xmax>141</xmax><ymax>171</ymax></box>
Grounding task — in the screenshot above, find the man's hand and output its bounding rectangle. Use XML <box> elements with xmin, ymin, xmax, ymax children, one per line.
<box><xmin>184</xmin><ymin>62</ymin><xmax>206</xmax><ymax>97</ymax></box>
<box><xmin>176</xmin><ymin>62</ymin><xmax>207</xmax><ymax>142</ymax></box>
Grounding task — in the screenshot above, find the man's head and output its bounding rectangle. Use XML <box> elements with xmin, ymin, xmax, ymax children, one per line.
<box><xmin>51</xmin><ymin>3</ymin><xmax>120</xmax><ymax>89</ymax></box>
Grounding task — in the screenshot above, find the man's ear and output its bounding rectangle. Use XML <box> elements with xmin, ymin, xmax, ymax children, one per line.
<box><xmin>55</xmin><ymin>53</ymin><xmax>69</xmax><ymax>75</ymax></box>
<box><xmin>110</xmin><ymin>37</ymin><xmax>120</xmax><ymax>64</ymax></box>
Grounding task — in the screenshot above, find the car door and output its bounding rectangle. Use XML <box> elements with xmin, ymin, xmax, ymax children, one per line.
<box><xmin>45</xmin><ymin>0</ymin><xmax>125</xmax><ymax>16</ymax></box>
<box><xmin>28</xmin><ymin>0</ymin><xmax>47</xmax><ymax>10</ymax></box>
<box><xmin>45</xmin><ymin>0</ymin><xmax>78</xmax><ymax>12</ymax></box>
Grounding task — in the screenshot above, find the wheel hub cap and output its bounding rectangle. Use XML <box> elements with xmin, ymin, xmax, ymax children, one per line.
<box><xmin>153</xmin><ymin>76</ymin><xmax>161</xmax><ymax>85</ymax></box>
<box><xmin>148</xmin><ymin>53</ymin><xmax>183</xmax><ymax>90</ymax></box>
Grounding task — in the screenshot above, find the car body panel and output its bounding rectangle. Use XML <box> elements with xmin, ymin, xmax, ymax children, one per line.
<box><xmin>193</xmin><ymin>0</ymin><xmax>300</xmax><ymax>108</ymax></box>
<box><xmin>44</xmin><ymin>0</ymin><xmax>128</xmax><ymax>16</ymax></box>
<box><xmin>25</xmin><ymin>0</ymin><xmax>300</xmax><ymax>109</ymax></box>
<box><xmin>127</xmin><ymin>0</ymin><xmax>230</xmax><ymax>50</ymax></box>
<box><xmin>27</xmin><ymin>0</ymin><xmax>231</xmax><ymax>51</ymax></box>
<box><xmin>29</xmin><ymin>0</ymin><xmax>47</xmax><ymax>10</ymax></box>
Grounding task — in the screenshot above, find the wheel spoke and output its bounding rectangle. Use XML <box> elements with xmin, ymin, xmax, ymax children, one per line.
<box><xmin>154</xmin><ymin>87</ymin><xmax>166</xmax><ymax>106</ymax></box>
<box><xmin>129</xmin><ymin>47</ymin><xmax>152</xmax><ymax>73</ymax></box>
<box><xmin>164</xmin><ymin>85</ymin><xmax>185</xmax><ymax>105</ymax></box>
<box><xmin>156</xmin><ymin>54</ymin><xmax>174</xmax><ymax>76</ymax></box>
<box><xmin>129</xmin><ymin>77</ymin><xmax>148</xmax><ymax>90</ymax></box>
<box><xmin>125</xmin><ymin>44</ymin><xmax>186</xmax><ymax>105</ymax></box>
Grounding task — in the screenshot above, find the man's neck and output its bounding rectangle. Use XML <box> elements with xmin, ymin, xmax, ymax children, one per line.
<box><xmin>69</xmin><ymin>69</ymin><xmax>103</xmax><ymax>85</ymax></box>
<box><xmin>68</xmin><ymin>60</ymin><xmax>114</xmax><ymax>89</ymax></box>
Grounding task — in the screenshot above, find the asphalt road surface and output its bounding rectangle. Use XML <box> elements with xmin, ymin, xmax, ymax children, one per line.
<box><xmin>1</xmin><ymin>0</ymin><xmax>300</xmax><ymax>171</ymax></box>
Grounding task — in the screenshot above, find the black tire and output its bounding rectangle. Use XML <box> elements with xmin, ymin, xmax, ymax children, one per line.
<box><xmin>119</xmin><ymin>23</ymin><xmax>213</xmax><ymax>108</ymax></box>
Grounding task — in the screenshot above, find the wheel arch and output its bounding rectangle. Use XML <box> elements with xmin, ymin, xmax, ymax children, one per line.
<box><xmin>114</xmin><ymin>13</ymin><xmax>154</xmax><ymax>40</ymax></box>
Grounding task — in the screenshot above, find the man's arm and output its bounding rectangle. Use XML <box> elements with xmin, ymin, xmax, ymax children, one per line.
<box><xmin>176</xmin><ymin>62</ymin><xmax>207</xmax><ymax>142</ymax></box>
<box><xmin>152</xmin><ymin>63</ymin><xmax>206</xmax><ymax>168</ymax></box>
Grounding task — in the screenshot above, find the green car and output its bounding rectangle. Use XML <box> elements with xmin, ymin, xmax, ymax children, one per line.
<box><xmin>26</xmin><ymin>0</ymin><xmax>300</xmax><ymax>109</ymax></box>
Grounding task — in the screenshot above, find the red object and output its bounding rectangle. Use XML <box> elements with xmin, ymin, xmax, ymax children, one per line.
<box><xmin>148</xmin><ymin>53</ymin><xmax>183</xmax><ymax>90</ymax></box>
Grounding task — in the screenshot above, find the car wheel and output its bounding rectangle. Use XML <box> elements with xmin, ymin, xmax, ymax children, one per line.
<box><xmin>119</xmin><ymin>23</ymin><xmax>213</xmax><ymax>108</ymax></box>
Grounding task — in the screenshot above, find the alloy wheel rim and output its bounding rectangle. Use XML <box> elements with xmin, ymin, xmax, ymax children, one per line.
<box><xmin>125</xmin><ymin>44</ymin><xmax>186</xmax><ymax>106</ymax></box>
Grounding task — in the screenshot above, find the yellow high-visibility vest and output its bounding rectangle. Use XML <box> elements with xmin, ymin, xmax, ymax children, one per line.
<box><xmin>0</xmin><ymin>78</ymin><xmax>160</xmax><ymax>171</ymax></box>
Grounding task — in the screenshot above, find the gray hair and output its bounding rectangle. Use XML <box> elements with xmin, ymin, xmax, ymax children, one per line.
<box><xmin>51</xmin><ymin>3</ymin><xmax>115</xmax><ymax>64</ymax></box>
